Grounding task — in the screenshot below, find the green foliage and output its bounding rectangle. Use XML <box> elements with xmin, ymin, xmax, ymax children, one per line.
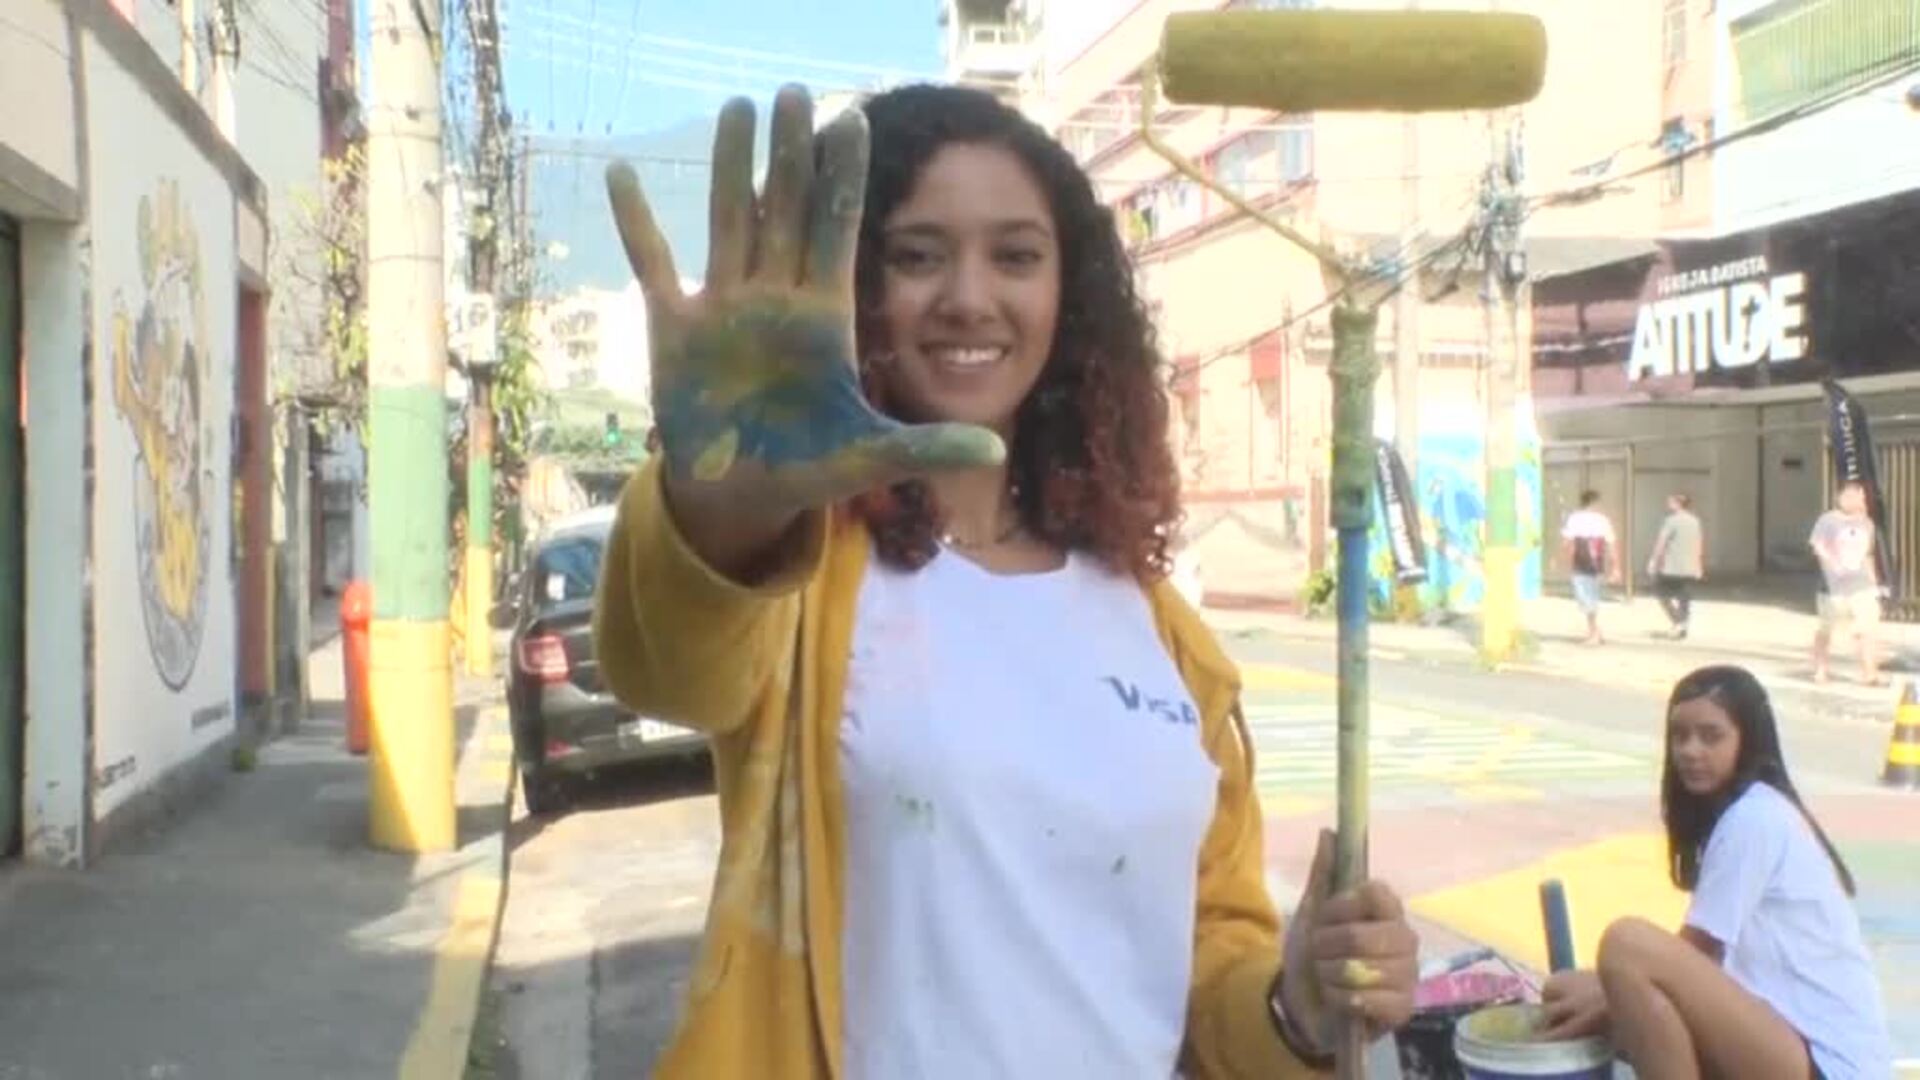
<box><xmin>1300</xmin><ymin>567</ymin><xmax>1336</xmax><ymax>619</ymax></box>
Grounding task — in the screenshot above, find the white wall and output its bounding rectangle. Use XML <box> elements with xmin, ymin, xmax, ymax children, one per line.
<box><xmin>20</xmin><ymin>220</ymin><xmax>89</xmax><ymax>867</ymax></box>
<box><xmin>84</xmin><ymin>34</ymin><xmax>239</xmax><ymax>818</ymax></box>
<box><xmin>0</xmin><ymin>0</ymin><xmax>79</xmax><ymax>216</ymax></box>
<box><xmin>236</xmin><ymin>0</ymin><xmax>330</xmax><ymax>393</ymax></box>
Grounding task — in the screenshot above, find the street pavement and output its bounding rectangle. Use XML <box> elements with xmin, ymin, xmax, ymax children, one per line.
<box><xmin>483</xmin><ymin>614</ymin><xmax>1920</xmax><ymax>1077</ymax></box>
<box><xmin>0</xmin><ymin>640</ymin><xmax>516</xmax><ymax>1080</ymax></box>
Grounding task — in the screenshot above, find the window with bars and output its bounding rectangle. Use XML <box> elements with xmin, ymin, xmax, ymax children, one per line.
<box><xmin>1732</xmin><ymin>0</ymin><xmax>1920</xmax><ymax>122</ymax></box>
<box><xmin>1663</xmin><ymin>0</ymin><xmax>1688</xmax><ymax>65</ymax></box>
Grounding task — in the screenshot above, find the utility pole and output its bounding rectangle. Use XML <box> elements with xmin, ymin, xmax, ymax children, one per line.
<box><xmin>365</xmin><ymin>0</ymin><xmax>453</xmax><ymax>852</ymax></box>
<box><xmin>1479</xmin><ymin>110</ymin><xmax>1527</xmax><ymax>662</ymax></box>
<box><xmin>177</xmin><ymin>0</ymin><xmax>198</xmax><ymax>89</ymax></box>
<box><xmin>463</xmin><ymin>0</ymin><xmax>505</xmax><ymax>679</ymax></box>
<box><xmin>207</xmin><ymin>0</ymin><xmax>238</xmax><ymax>140</ymax></box>
<box><xmin>1392</xmin><ymin>0</ymin><xmax>1422</xmax><ymax>619</ymax></box>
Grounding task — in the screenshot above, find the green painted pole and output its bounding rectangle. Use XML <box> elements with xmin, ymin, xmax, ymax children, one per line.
<box><xmin>365</xmin><ymin>0</ymin><xmax>453</xmax><ymax>852</ymax></box>
<box><xmin>465</xmin><ymin>377</ymin><xmax>493</xmax><ymax>677</ymax></box>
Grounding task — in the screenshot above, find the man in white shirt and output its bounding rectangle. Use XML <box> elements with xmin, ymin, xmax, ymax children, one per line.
<box><xmin>1562</xmin><ymin>490</ymin><xmax>1619</xmax><ymax>645</ymax></box>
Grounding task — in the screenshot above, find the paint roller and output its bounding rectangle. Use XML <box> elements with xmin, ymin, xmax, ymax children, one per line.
<box><xmin>1145</xmin><ymin>11</ymin><xmax>1547</xmax><ymax>1075</ymax></box>
<box><xmin>1158</xmin><ymin>9</ymin><xmax>1548</xmax><ymax>115</ymax></box>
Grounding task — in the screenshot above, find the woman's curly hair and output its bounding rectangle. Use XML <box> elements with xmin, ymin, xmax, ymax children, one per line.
<box><xmin>846</xmin><ymin>83</ymin><xmax>1181</xmax><ymax>581</ymax></box>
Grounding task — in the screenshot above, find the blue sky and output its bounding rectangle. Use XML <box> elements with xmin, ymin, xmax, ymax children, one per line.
<box><xmin>490</xmin><ymin>0</ymin><xmax>949</xmax><ymax>291</ymax></box>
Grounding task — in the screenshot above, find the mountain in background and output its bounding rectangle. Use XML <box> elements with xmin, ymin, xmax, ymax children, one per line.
<box><xmin>526</xmin><ymin>114</ymin><xmax>766</xmax><ymax>297</ymax></box>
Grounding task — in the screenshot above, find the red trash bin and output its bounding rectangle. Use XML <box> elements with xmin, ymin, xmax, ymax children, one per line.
<box><xmin>341</xmin><ymin>580</ymin><xmax>373</xmax><ymax>755</ymax></box>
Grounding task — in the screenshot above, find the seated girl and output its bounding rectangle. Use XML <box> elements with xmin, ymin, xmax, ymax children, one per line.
<box><xmin>1542</xmin><ymin>665</ymin><xmax>1891</xmax><ymax>1079</ymax></box>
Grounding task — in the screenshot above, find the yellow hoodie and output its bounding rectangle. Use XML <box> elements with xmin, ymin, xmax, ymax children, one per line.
<box><xmin>594</xmin><ymin>461</ymin><xmax>1325</xmax><ymax>1079</ymax></box>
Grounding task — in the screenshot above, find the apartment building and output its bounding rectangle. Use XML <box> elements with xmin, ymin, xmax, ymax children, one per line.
<box><xmin>1532</xmin><ymin>0</ymin><xmax>1920</xmax><ymax>613</ymax></box>
<box><xmin>0</xmin><ymin>0</ymin><xmax>350</xmax><ymax>867</ymax></box>
<box><xmin>942</xmin><ymin>0</ymin><xmax>1677</xmax><ymax>610</ymax></box>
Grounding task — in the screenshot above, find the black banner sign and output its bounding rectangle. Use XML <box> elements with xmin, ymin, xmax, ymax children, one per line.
<box><xmin>1375</xmin><ymin>439</ymin><xmax>1428</xmax><ymax>585</ymax></box>
<box><xmin>1822</xmin><ymin>379</ymin><xmax>1894</xmax><ymax>593</ymax></box>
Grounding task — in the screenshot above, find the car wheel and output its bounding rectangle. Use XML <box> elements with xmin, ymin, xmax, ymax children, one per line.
<box><xmin>522</xmin><ymin>765</ymin><xmax>570</xmax><ymax>817</ymax></box>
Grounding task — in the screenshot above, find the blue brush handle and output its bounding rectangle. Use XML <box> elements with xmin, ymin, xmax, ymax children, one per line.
<box><xmin>1539</xmin><ymin>879</ymin><xmax>1576</xmax><ymax>972</ymax></box>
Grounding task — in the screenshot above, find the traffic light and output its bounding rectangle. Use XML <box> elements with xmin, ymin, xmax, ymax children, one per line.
<box><xmin>603</xmin><ymin>412</ymin><xmax>621</xmax><ymax>450</ymax></box>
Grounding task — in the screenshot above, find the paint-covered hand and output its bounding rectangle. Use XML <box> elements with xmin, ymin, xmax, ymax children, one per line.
<box><xmin>1277</xmin><ymin>829</ymin><xmax>1420</xmax><ymax>1050</ymax></box>
<box><xmin>1540</xmin><ymin>970</ymin><xmax>1608</xmax><ymax>1040</ymax></box>
<box><xmin>605</xmin><ymin>86</ymin><xmax>1003</xmax><ymax>543</ymax></box>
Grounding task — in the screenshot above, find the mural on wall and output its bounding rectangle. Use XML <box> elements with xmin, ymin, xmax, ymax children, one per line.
<box><xmin>110</xmin><ymin>179</ymin><xmax>213</xmax><ymax>691</ymax></box>
<box><xmin>1368</xmin><ymin>431</ymin><xmax>1545</xmax><ymax>614</ymax></box>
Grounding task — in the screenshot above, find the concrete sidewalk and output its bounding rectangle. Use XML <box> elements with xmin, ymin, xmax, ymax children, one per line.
<box><xmin>0</xmin><ymin>639</ymin><xmax>515</xmax><ymax>1080</ymax></box>
<box><xmin>1212</xmin><ymin>592</ymin><xmax>1920</xmax><ymax>717</ymax></box>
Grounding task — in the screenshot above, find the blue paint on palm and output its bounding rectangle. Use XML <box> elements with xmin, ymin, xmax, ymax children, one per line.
<box><xmin>654</xmin><ymin>299</ymin><xmax>893</xmax><ymax>474</ymax></box>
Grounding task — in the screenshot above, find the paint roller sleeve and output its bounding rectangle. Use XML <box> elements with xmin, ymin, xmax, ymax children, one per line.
<box><xmin>1158</xmin><ymin>10</ymin><xmax>1549</xmax><ymax>114</ymax></box>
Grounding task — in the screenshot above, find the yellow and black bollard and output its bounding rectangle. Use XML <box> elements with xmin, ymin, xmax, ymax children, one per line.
<box><xmin>1882</xmin><ymin>681</ymin><xmax>1920</xmax><ymax>790</ymax></box>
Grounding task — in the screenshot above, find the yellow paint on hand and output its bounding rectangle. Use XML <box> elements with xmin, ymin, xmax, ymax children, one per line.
<box><xmin>369</xmin><ymin>620</ymin><xmax>456</xmax><ymax>853</ymax></box>
<box><xmin>692</xmin><ymin>427</ymin><xmax>739</xmax><ymax>482</ymax></box>
<box><xmin>1341</xmin><ymin>958</ymin><xmax>1383</xmax><ymax>989</ymax></box>
<box><xmin>1410</xmin><ymin>832</ymin><xmax>1688</xmax><ymax>973</ymax></box>
<box><xmin>399</xmin><ymin>874</ymin><xmax>504</xmax><ymax>1080</ymax></box>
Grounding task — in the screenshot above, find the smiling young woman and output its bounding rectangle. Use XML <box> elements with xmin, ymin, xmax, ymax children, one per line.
<box><xmin>594</xmin><ymin>82</ymin><xmax>1420</xmax><ymax>1079</ymax></box>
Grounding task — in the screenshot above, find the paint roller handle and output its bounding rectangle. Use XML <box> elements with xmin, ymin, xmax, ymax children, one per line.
<box><xmin>1540</xmin><ymin>879</ymin><xmax>1577</xmax><ymax>974</ymax></box>
<box><xmin>604</xmin><ymin>88</ymin><xmax>1004</xmax><ymax>582</ymax></box>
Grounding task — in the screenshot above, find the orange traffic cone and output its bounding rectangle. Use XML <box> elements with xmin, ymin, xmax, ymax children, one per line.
<box><xmin>1882</xmin><ymin>680</ymin><xmax>1920</xmax><ymax>790</ymax></box>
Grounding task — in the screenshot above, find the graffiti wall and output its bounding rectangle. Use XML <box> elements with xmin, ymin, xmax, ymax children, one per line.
<box><xmin>1369</xmin><ymin>419</ymin><xmax>1545</xmax><ymax>614</ymax></box>
<box><xmin>86</xmin><ymin>39</ymin><xmax>237</xmax><ymax>817</ymax></box>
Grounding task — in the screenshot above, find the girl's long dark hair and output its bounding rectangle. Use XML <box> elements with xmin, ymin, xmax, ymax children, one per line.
<box><xmin>844</xmin><ymin>84</ymin><xmax>1181</xmax><ymax>580</ymax></box>
<box><xmin>1663</xmin><ymin>665</ymin><xmax>1855</xmax><ymax>895</ymax></box>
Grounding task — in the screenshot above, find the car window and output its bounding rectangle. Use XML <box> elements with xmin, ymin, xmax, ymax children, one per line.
<box><xmin>530</xmin><ymin>535</ymin><xmax>605</xmax><ymax>609</ymax></box>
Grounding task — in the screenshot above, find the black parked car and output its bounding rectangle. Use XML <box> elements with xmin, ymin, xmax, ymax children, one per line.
<box><xmin>507</xmin><ymin>506</ymin><xmax>704</xmax><ymax>814</ymax></box>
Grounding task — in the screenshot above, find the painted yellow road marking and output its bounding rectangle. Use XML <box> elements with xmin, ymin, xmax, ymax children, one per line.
<box><xmin>1410</xmin><ymin>832</ymin><xmax>1688</xmax><ymax>974</ymax></box>
<box><xmin>399</xmin><ymin>874</ymin><xmax>505</xmax><ymax>1079</ymax></box>
<box><xmin>1241</xmin><ymin>664</ymin><xmax>1336</xmax><ymax>692</ymax></box>
<box><xmin>485</xmin><ymin>734</ymin><xmax>515</xmax><ymax>754</ymax></box>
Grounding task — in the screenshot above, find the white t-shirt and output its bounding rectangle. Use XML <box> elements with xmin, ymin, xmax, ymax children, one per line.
<box><xmin>1684</xmin><ymin>783</ymin><xmax>1893</xmax><ymax>1079</ymax></box>
<box><xmin>839</xmin><ymin>547</ymin><xmax>1222</xmax><ymax>1080</ymax></box>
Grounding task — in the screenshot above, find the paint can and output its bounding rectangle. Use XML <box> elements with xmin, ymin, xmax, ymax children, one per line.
<box><xmin>1453</xmin><ymin>1003</ymin><xmax>1614</xmax><ymax>1080</ymax></box>
<box><xmin>1396</xmin><ymin>968</ymin><xmax>1529</xmax><ymax>1079</ymax></box>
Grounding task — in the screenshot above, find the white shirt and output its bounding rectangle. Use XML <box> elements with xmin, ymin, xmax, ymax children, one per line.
<box><xmin>1685</xmin><ymin>783</ymin><xmax>1893</xmax><ymax>1079</ymax></box>
<box><xmin>839</xmin><ymin>547</ymin><xmax>1221</xmax><ymax>1080</ymax></box>
<box><xmin>1560</xmin><ymin>508</ymin><xmax>1615</xmax><ymax>543</ymax></box>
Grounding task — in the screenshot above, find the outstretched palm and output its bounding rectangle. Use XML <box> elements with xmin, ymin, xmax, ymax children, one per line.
<box><xmin>606</xmin><ymin>86</ymin><xmax>1002</xmax><ymax>518</ymax></box>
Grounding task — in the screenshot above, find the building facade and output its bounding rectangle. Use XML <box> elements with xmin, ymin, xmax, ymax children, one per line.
<box><xmin>941</xmin><ymin>0</ymin><xmax>1691</xmax><ymax>610</ymax></box>
<box><xmin>1531</xmin><ymin>0</ymin><xmax>1920</xmax><ymax>613</ymax></box>
<box><xmin>1</xmin><ymin>0</ymin><xmax>342</xmax><ymax>867</ymax></box>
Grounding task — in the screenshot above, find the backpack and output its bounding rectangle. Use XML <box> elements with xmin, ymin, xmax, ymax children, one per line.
<box><xmin>1572</xmin><ymin>534</ymin><xmax>1608</xmax><ymax>576</ymax></box>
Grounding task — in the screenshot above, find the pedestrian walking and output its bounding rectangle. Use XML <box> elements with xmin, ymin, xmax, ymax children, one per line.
<box><xmin>594</xmin><ymin>84</ymin><xmax>1419</xmax><ymax>1079</ymax></box>
<box><xmin>1540</xmin><ymin>666</ymin><xmax>1893</xmax><ymax>1078</ymax></box>
<box><xmin>1562</xmin><ymin>490</ymin><xmax>1619</xmax><ymax>645</ymax></box>
<box><xmin>1648</xmin><ymin>493</ymin><xmax>1704</xmax><ymax>639</ymax></box>
<box><xmin>1810</xmin><ymin>481</ymin><xmax>1886</xmax><ymax>686</ymax></box>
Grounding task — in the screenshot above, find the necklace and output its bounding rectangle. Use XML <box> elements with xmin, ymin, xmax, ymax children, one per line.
<box><xmin>939</xmin><ymin>483</ymin><xmax>1025</xmax><ymax>550</ymax></box>
<box><xmin>940</xmin><ymin>517</ymin><xmax>1024</xmax><ymax>550</ymax></box>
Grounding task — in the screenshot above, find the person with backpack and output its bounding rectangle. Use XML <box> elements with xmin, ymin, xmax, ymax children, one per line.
<box><xmin>1562</xmin><ymin>490</ymin><xmax>1619</xmax><ymax>645</ymax></box>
